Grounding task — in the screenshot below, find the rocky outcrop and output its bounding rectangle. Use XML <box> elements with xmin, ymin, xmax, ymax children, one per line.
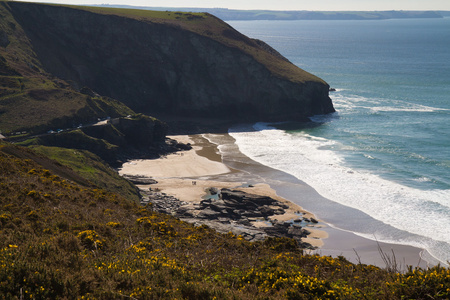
<box><xmin>7</xmin><ymin>2</ymin><xmax>335</xmax><ymax>122</ymax></box>
<box><xmin>26</xmin><ymin>115</ymin><xmax>172</xmax><ymax>167</ymax></box>
<box><xmin>81</xmin><ymin>115</ymin><xmax>167</xmax><ymax>149</ymax></box>
<box><xmin>141</xmin><ymin>186</ymin><xmax>317</xmax><ymax>248</ymax></box>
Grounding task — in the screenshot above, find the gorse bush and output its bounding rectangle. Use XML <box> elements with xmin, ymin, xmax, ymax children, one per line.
<box><xmin>0</xmin><ymin>145</ymin><xmax>449</xmax><ymax>299</ymax></box>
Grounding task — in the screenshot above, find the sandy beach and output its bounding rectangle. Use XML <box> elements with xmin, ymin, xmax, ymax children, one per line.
<box><xmin>119</xmin><ymin>134</ymin><xmax>327</xmax><ymax>248</ymax></box>
<box><xmin>119</xmin><ymin>133</ymin><xmax>431</xmax><ymax>269</ymax></box>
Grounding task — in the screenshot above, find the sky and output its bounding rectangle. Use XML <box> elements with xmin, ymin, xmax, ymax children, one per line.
<box><xmin>13</xmin><ymin>0</ymin><xmax>450</xmax><ymax>11</ymax></box>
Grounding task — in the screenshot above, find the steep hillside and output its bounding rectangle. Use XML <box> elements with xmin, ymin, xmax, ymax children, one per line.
<box><xmin>0</xmin><ymin>142</ymin><xmax>140</xmax><ymax>201</ymax></box>
<box><xmin>0</xmin><ymin>141</ymin><xmax>448</xmax><ymax>299</ymax></box>
<box><xmin>28</xmin><ymin>145</ymin><xmax>141</xmax><ymax>202</ymax></box>
<box><xmin>1</xmin><ymin>1</ymin><xmax>175</xmax><ymax>166</ymax></box>
<box><xmin>0</xmin><ymin>3</ymin><xmax>137</xmax><ymax>135</ymax></box>
<box><xmin>3</xmin><ymin>1</ymin><xmax>334</xmax><ymax>122</ymax></box>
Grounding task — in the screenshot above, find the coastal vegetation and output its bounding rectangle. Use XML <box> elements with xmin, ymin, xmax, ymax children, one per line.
<box><xmin>0</xmin><ymin>144</ymin><xmax>449</xmax><ymax>299</ymax></box>
<box><xmin>0</xmin><ymin>1</ymin><xmax>448</xmax><ymax>299</ymax></box>
<box><xmin>28</xmin><ymin>145</ymin><xmax>140</xmax><ymax>202</ymax></box>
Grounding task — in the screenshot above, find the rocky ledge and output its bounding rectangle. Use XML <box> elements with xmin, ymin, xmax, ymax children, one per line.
<box><xmin>140</xmin><ymin>185</ymin><xmax>318</xmax><ymax>249</ymax></box>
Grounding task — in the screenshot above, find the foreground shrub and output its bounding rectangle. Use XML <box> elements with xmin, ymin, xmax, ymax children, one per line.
<box><xmin>0</xmin><ymin>148</ymin><xmax>449</xmax><ymax>299</ymax></box>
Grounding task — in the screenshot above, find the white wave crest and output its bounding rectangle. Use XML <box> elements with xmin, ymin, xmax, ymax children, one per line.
<box><xmin>331</xmin><ymin>92</ymin><xmax>449</xmax><ymax>114</ymax></box>
<box><xmin>229</xmin><ymin>123</ymin><xmax>450</xmax><ymax>263</ymax></box>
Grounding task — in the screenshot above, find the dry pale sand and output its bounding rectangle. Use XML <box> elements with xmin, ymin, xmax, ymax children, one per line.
<box><xmin>118</xmin><ymin>135</ymin><xmax>327</xmax><ymax>247</ymax></box>
<box><xmin>138</xmin><ymin>178</ymin><xmax>238</xmax><ymax>206</ymax></box>
<box><xmin>119</xmin><ymin>135</ymin><xmax>230</xmax><ymax>178</ymax></box>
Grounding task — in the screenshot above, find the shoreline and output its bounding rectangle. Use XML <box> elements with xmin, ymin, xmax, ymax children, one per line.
<box><xmin>119</xmin><ymin>134</ymin><xmax>327</xmax><ymax>248</ymax></box>
<box><xmin>119</xmin><ymin>133</ymin><xmax>432</xmax><ymax>269</ymax></box>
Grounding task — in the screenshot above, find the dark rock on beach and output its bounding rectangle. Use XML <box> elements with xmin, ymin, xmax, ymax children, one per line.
<box><xmin>140</xmin><ymin>184</ymin><xmax>316</xmax><ymax>248</ymax></box>
<box><xmin>122</xmin><ymin>175</ymin><xmax>158</xmax><ymax>185</ymax></box>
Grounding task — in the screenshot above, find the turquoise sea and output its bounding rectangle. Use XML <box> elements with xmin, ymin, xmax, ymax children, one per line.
<box><xmin>227</xmin><ymin>18</ymin><xmax>450</xmax><ymax>264</ymax></box>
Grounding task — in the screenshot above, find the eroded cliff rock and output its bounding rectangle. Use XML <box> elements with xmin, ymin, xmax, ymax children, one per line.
<box><xmin>7</xmin><ymin>2</ymin><xmax>335</xmax><ymax>121</ymax></box>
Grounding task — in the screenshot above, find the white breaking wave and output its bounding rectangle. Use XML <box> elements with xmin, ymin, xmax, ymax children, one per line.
<box><xmin>369</xmin><ymin>105</ymin><xmax>448</xmax><ymax>113</ymax></box>
<box><xmin>229</xmin><ymin>123</ymin><xmax>450</xmax><ymax>263</ymax></box>
<box><xmin>332</xmin><ymin>93</ymin><xmax>450</xmax><ymax>113</ymax></box>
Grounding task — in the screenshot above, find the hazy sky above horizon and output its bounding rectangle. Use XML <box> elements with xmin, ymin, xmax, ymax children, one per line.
<box><xmin>13</xmin><ymin>0</ymin><xmax>450</xmax><ymax>11</ymax></box>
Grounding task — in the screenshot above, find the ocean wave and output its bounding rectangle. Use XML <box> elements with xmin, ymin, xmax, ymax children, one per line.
<box><xmin>229</xmin><ymin>123</ymin><xmax>450</xmax><ymax>263</ymax></box>
<box><xmin>331</xmin><ymin>92</ymin><xmax>450</xmax><ymax>113</ymax></box>
<box><xmin>369</xmin><ymin>105</ymin><xmax>448</xmax><ymax>113</ymax></box>
<box><xmin>413</xmin><ymin>176</ymin><xmax>432</xmax><ymax>183</ymax></box>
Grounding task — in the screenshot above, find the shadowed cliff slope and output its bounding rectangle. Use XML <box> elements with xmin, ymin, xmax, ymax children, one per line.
<box><xmin>5</xmin><ymin>2</ymin><xmax>334</xmax><ymax>121</ymax></box>
<box><xmin>0</xmin><ymin>2</ymin><xmax>135</xmax><ymax>134</ymax></box>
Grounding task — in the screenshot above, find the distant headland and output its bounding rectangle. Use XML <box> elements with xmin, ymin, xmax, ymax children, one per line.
<box><xmin>96</xmin><ymin>5</ymin><xmax>450</xmax><ymax>21</ymax></box>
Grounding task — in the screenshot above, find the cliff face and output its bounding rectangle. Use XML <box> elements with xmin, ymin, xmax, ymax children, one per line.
<box><xmin>7</xmin><ymin>2</ymin><xmax>334</xmax><ymax>121</ymax></box>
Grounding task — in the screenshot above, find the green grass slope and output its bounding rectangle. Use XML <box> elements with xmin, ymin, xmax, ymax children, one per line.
<box><xmin>0</xmin><ymin>142</ymin><xmax>140</xmax><ymax>202</ymax></box>
<box><xmin>29</xmin><ymin>145</ymin><xmax>140</xmax><ymax>202</ymax></box>
<box><xmin>0</xmin><ymin>144</ymin><xmax>449</xmax><ymax>299</ymax></box>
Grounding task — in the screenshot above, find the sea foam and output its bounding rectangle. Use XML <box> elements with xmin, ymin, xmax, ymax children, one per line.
<box><xmin>229</xmin><ymin>123</ymin><xmax>450</xmax><ymax>264</ymax></box>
